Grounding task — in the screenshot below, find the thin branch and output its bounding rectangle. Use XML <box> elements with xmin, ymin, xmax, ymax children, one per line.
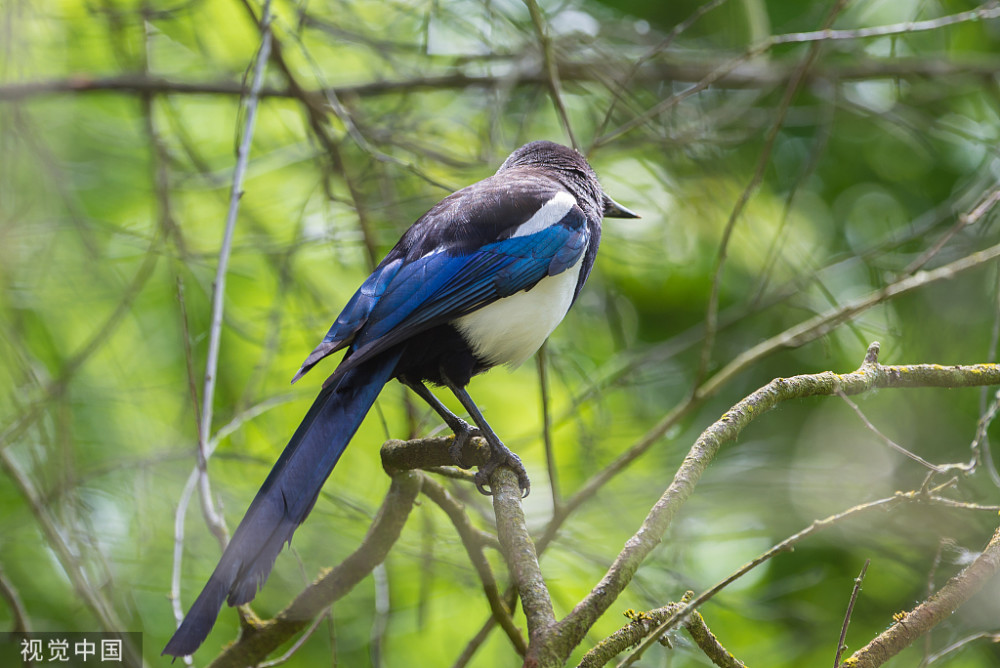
<box><xmin>536</xmin><ymin>345</ymin><xmax>561</xmax><ymax>511</ymax></box>
<box><xmin>0</xmin><ymin>565</ymin><xmax>30</xmax><ymax>633</ymax></box>
<box><xmin>593</xmin><ymin>0</ymin><xmax>732</xmax><ymax>142</ymax></box>
<box><xmin>524</xmin><ymin>0</ymin><xmax>578</xmax><ymax>149</ymax></box>
<box><xmin>537</xmin><ymin>342</ymin><xmax>1000</xmax><ymax>666</ymax></box>
<box><xmin>577</xmin><ymin>481</ymin><xmax>993</xmax><ymax>668</ymax></box>
<box><xmin>370</xmin><ymin>563</ymin><xmax>389</xmax><ymax>668</ymax></box>
<box><xmin>919</xmin><ymin>539</ymin><xmax>949</xmax><ymax>665</ymax></box>
<box><xmin>257</xmin><ymin>611</ymin><xmax>330</xmax><ymax>667</ymax></box>
<box><xmin>615</xmin><ymin>483</ymin><xmax>990</xmax><ymax>666</ymax></box>
<box><xmin>844</xmin><ymin>521</ymin><xmax>1000</xmax><ymax>668</ymax></box>
<box><xmin>835</xmin><ymin>559</ymin><xmax>870</xmax><ymax>667</ymax></box>
<box><xmin>774</xmin><ymin>2</ymin><xmax>1000</xmax><ymax>45</ymax></box>
<box><xmin>696</xmin><ymin>239</ymin><xmax>1000</xmax><ymax>400</ymax></box>
<box><xmin>192</xmin><ymin>0</ymin><xmax>274</xmax><ymax>545</ymax></box>
<box><xmin>596</xmin><ymin>2</ymin><xmax>1000</xmax><ymax>145</ymax></box>
<box><xmin>696</xmin><ymin>0</ymin><xmax>847</xmax><ymax>387</ymax></box>
<box><xmin>8</xmin><ymin>56</ymin><xmax>1000</xmax><ymax>105</ymax></box>
<box><xmin>580</xmin><ymin>601</ymin><xmax>747</xmax><ymax>668</ymax></box>
<box><xmin>550</xmin><ymin>229</ymin><xmax>1000</xmax><ymax>543</ymax></box>
<box><xmin>578</xmin><ymin>604</ymin><xmax>683</xmax><ymax>668</ymax></box>
<box><xmin>903</xmin><ymin>185</ymin><xmax>1000</xmax><ymax>275</ymax></box>
<box><xmin>924</xmin><ymin>631</ymin><xmax>1000</xmax><ymax>665</ymax></box>
<box><xmin>618</xmin><ymin>492</ymin><xmax>899</xmax><ymax>667</ymax></box>
<box><xmin>451</xmin><ymin>221</ymin><xmax>1000</xmax><ymax>666</ymax></box>
<box><xmin>977</xmin><ymin>264</ymin><xmax>1000</xmax><ymax>486</ymax></box>
<box><xmin>682</xmin><ymin>609</ymin><xmax>750</xmax><ymax>668</ymax></box>
<box><xmin>836</xmin><ymin>390</ymin><xmax>945</xmax><ymax>473</ymax></box>
<box><xmin>170</xmin><ymin>0</ymin><xmax>273</xmax><ymax>640</ymax></box>
<box><xmin>0</xmin><ymin>451</ymin><xmax>141</xmax><ymax>666</ymax></box>
<box><xmin>450</xmin><ymin>594</ymin><xmax>518</xmax><ymax>668</ymax></box>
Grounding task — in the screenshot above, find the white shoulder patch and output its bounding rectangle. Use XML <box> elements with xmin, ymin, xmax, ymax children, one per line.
<box><xmin>511</xmin><ymin>191</ymin><xmax>577</xmax><ymax>238</ymax></box>
<box><xmin>453</xmin><ymin>256</ymin><xmax>585</xmax><ymax>369</ymax></box>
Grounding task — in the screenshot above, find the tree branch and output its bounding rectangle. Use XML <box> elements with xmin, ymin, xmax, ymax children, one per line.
<box><xmin>5</xmin><ymin>57</ymin><xmax>1000</xmax><ymax>104</ymax></box>
<box><xmin>491</xmin><ymin>468</ymin><xmax>557</xmax><ymax>665</ymax></box>
<box><xmin>534</xmin><ymin>342</ymin><xmax>1000</xmax><ymax>666</ymax></box>
<box><xmin>697</xmin><ymin>0</ymin><xmax>848</xmax><ymax>387</ymax></box>
<box><xmin>842</xmin><ymin>522</ymin><xmax>1000</xmax><ymax>667</ymax></box>
<box><xmin>206</xmin><ymin>471</ymin><xmax>422</xmax><ymax>668</ymax></box>
<box><xmin>578</xmin><ymin>601</ymin><xmax>749</xmax><ymax>668</ymax></box>
<box><xmin>524</xmin><ymin>0</ymin><xmax>578</xmax><ymax>149</ymax></box>
<box><xmin>420</xmin><ymin>474</ymin><xmax>527</xmax><ymax>655</ymax></box>
<box><xmin>0</xmin><ymin>565</ymin><xmax>30</xmax><ymax>633</ymax></box>
<box><xmin>697</xmin><ymin>241</ymin><xmax>1000</xmax><ymax>400</ymax></box>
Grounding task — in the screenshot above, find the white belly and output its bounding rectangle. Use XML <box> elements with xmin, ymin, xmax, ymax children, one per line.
<box><xmin>453</xmin><ymin>260</ymin><xmax>583</xmax><ymax>368</ymax></box>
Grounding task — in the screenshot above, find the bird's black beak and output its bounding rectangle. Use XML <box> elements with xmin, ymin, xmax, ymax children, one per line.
<box><xmin>602</xmin><ymin>194</ymin><xmax>639</xmax><ymax>219</ymax></box>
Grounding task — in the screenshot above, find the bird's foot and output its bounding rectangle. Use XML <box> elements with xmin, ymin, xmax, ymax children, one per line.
<box><xmin>474</xmin><ymin>445</ymin><xmax>530</xmax><ymax>498</ymax></box>
<box><xmin>448</xmin><ymin>420</ymin><xmax>482</xmax><ymax>470</ymax></box>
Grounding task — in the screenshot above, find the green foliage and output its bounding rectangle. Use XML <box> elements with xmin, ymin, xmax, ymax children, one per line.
<box><xmin>2</xmin><ymin>0</ymin><xmax>1000</xmax><ymax>666</ymax></box>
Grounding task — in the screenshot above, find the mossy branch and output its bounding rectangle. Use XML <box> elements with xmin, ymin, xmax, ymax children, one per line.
<box><xmin>840</xmin><ymin>523</ymin><xmax>1000</xmax><ymax>667</ymax></box>
<box><xmin>531</xmin><ymin>342</ymin><xmax>1000</xmax><ymax>666</ymax></box>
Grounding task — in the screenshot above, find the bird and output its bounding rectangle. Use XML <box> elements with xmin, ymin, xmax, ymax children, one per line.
<box><xmin>162</xmin><ymin>140</ymin><xmax>637</xmax><ymax>657</ymax></box>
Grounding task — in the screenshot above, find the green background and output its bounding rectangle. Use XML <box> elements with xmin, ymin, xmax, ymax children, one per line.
<box><xmin>2</xmin><ymin>0</ymin><xmax>1000</xmax><ymax>666</ymax></box>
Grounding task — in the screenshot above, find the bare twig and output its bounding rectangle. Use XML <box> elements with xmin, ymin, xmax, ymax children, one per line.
<box><xmin>524</xmin><ymin>0</ymin><xmax>578</xmax><ymax>149</ymax></box>
<box><xmin>7</xmin><ymin>53</ymin><xmax>1000</xmax><ymax>105</ymax></box>
<box><xmin>450</xmin><ymin>595</ymin><xmax>519</xmax><ymax>668</ymax></box>
<box><xmin>583</xmin><ymin>601</ymin><xmax>752</xmax><ymax>668</ymax></box>
<box><xmin>773</xmin><ymin>2</ymin><xmax>1000</xmax><ymax>45</ymax></box>
<box><xmin>536</xmin><ymin>345</ymin><xmax>561</xmax><ymax>511</ymax></box>
<box><xmin>919</xmin><ymin>539</ymin><xmax>949</xmax><ymax>663</ymax></box>
<box><xmin>593</xmin><ymin>0</ymin><xmax>732</xmax><ymax>142</ymax></box>
<box><xmin>843</xmin><ymin>522</ymin><xmax>1000</xmax><ymax>667</ymax></box>
<box><xmin>697</xmin><ymin>240</ymin><xmax>1000</xmax><ymax>400</ymax></box>
<box><xmin>924</xmin><ymin>631</ymin><xmax>1000</xmax><ymax>665</ymax></box>
<box><xmin>0</xmin><ymin>451</ymin><xmax>140</xmax><ymax>665</ymax></box>
<box><xmin>0</xmin><ymin>565</ymin><xmax>30</xmax><ymax>633</ymax></box>
<box><xmin>975</xmin><ymin>265</ymin><xmax>1000</xmax><ymax>486</ymax></box>
<box><xmin>192</xmin><ymin>0</ymin><xmax>274</xmax><ymax>544</ymax></box>
<box><xmin>578</xmin><ymin>604</ymin><xmax>683</xmax><ymax>668</ymax></box>
<box><xmin>257</xmin><ymin>611</ymin><xmax>330</xmax><ymax>667</ymax></box>
<box><xmin>450</xmin><ymin>220</ymin><xmax>1000</xmax><ymax>666</ymax></box>
<box><xmin>169</xmin><ymin>0</ymin><xmax>273</xmax><ymax>639</ymax></box>
<box><xmin>836</xmin><ymin>390</ymin><xmax>945</xmax><ymax>473</ymax></box>
<box><xmin>696</xmin><ymin>0</ymin><xmax>848</xmax><ymax>387</ymax></box>
<box><xmin>903</xmin><ymin>184</ymin><xmax>1000</xmax><ymax>276</ymax></box>
<box><xmin>370</xmin><ymin>562</ymin><xmax>389</xmax><ymax>668</ymax></box>
<box><xmin>835</xmin><ymin>559</ymin><xmax>870</xmax><ymax>667</ymax></box>
<box><xmin>545</xmin><ymin>230</ymin><xmax>1000</xmax><ymax>554</ymax></box>
<box><xmin>596</xmin><ymin>2</ymin><xmax>1000</xmax><ymax>146</ymax></box>
<box><xmin>614</xmin><ymin>482</ymin><xmax>987</xmax><ymax>667</ymax></box>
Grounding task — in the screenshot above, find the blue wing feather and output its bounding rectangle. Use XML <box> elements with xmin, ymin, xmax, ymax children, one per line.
<box><xmin>322</xmin><ymin>257</ymin><xmax>404</xmax><ymax>346</ymax></box>
<box><xmin>299</xmin><ymin>198</ymin><xmax>589</xmax><ymax>384</ymax></box>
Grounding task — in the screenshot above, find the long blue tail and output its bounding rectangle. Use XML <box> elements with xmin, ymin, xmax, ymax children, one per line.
<box><xmin>163</xmin><ymin>349</ymin><xmax>403</xmax><ymax>657</ymax></box>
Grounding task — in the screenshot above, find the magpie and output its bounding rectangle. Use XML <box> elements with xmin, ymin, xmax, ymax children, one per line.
<box><xmin>163</xmin><ymin>140</ymin><xmax>637</xmax><ymax>657</ymax></box>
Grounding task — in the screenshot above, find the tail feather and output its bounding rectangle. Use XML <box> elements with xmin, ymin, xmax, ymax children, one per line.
<box><xmin>163</xmin><ymin>349</ymin><xmax>402</xmax><ymax>657</ymax></box>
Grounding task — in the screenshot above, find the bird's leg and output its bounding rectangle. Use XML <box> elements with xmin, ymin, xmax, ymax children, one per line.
<box><xmin>400</xmin><ymin>377</ymin><xmax>481</xmax><ymax>468</ymax></box>
<box><xmin>441</xmin><ymin>375</ymin><xmax>530</xmax><ymax>498</ymax></box>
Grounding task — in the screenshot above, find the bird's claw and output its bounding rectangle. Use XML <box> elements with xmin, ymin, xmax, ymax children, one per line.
<box><xmin>473</xmin><ymin>449</ymin><xmax>530</xmax><ymax>498</ymax></box>
<box><xmin>448</xmin><ymin>422</ymin><xmax>481</xmax><ymax>469</ymax></box>
<box><xmin>444</xmin><ymin>416</ymin><xmax>530</xmax><ymax>498</ymax></box>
